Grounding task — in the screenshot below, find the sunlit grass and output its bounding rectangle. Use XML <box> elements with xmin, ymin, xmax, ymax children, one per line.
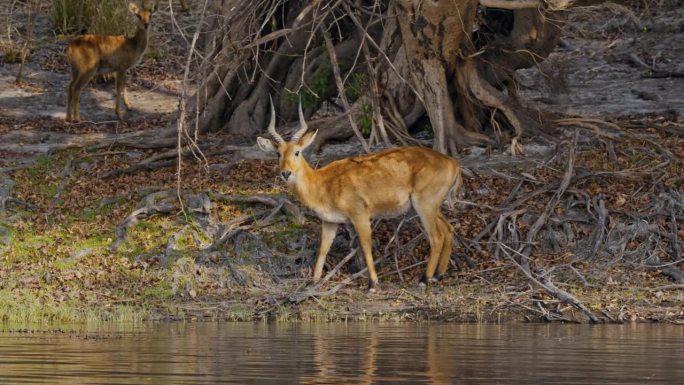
<box><xmin>0</xmin><ymin>288</ymin><xmax>148</xmax><ymax>324</ymax></box>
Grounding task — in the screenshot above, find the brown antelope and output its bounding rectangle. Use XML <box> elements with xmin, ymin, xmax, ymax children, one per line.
<box><xmin>257</xmin><ymin>99</ymin><xmax>462</xmax><ymax>291</ymax></box>
<box><xmin>65</xmin><ymin>2</ymin><xmax>157</xmax><ymax>122</ymax></box>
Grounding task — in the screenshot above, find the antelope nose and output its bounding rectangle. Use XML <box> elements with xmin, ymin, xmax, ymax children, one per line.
<box><xmin>281</xmin><ymin>171</ymin><xmax>292</xmax><ymax>180</ymax></box>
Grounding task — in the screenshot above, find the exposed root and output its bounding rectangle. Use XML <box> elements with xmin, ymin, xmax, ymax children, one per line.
<box><xmin>112</xmin><ymin>191</ymin><xmax>301</xmax><ymax>256</ymax></box>
<box><xmin>111</xmin><ymin>190</ymin><xmax>178</xmax><ymax>251</ymax></box>
<box><xmin>466</xmin><ymin>60</ymin><xmax>525</xmax><ymax>153</ymax></box>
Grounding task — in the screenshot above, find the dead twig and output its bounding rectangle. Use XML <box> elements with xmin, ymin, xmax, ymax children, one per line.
<box><xmin>651</xmin><ymin>284</ymin><xmax>684</xmax><ymax>291</ymax></box>
<box><xmin>322</xmin><ymin>29</ymin><xmax>369</xmax><ymax>152</ymax></box>
<box><xmin>499</xmin><ymin>242</ymin><xmax>600</xmax><ymax>323</ymax></box>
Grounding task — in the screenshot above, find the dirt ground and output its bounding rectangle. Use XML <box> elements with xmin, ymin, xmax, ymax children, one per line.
<box><xmin>0</xmin><ymin>2</ymin><xmax>682</xmax><ymax>325</ymax></box>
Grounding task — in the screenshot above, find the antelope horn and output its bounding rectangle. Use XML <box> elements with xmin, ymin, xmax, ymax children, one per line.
<box><xmin>267</xmin><ymin>95</ymin><xmax>285</xmax><ymax>144</ymax></box>
<box><xmin>290</xmin><ymin>100</ymin><xmax>309</xmax><ymax>143</ymax></box>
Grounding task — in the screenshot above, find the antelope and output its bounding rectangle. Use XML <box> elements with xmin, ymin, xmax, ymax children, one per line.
<box><xmin>65</xmin><ymin>2</ymin><xmax>157</xmax><ymax>122</ymax></box>
<box><xmin>257</xmin><ymin>99</ymin><xmax>462</xmax><ymax>291</ymax></box>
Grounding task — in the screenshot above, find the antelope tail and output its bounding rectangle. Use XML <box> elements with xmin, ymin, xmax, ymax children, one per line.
<box><xmin>446</xmin><ymin>170</ymin><xmax>463</xmax><ymax>210</ymax></box>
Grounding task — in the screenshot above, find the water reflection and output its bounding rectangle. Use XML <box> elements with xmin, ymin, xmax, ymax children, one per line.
<box><xmin>0</xmin><ymin>323</ymin><xmax>682</xmax><ymax>384</ymax></box>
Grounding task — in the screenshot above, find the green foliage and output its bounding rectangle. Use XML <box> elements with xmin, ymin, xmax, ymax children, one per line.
<box><xmin>346</xmin><ymin>72</ymin><xmax>367</xmax><ymax>100</ymax></box>
<box><xmin>52</xmin><ymin>0</ymin><xmax>131</xmax><ymax>36</ymax></box>
<box><xmin>357</xmin><ymin>102</ymin><xmax>372</xmax><ymax>135</ymax></box>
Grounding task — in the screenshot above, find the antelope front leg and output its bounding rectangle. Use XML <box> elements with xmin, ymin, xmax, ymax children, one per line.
<box><xmin>122</xmin><ymin>79</ymin><xmax>131</xmax><ymax>109</ymax></box>
<box><xmin>114</xmin><ymin>71</ymin><xmax>127</xmax><ymax>119</ymax></box>
<box><xmin>312</xmin><ymin>221</ymin><xmax>338</xmax><ymax>284</ymax></box>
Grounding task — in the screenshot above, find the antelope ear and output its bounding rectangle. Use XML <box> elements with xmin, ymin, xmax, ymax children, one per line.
<box><xmin>257</xmin><ymin>137</ymin><xmax>277</xmax><ymax>153</ymax></box>
<box><xmin>299</xmin><ymin>130</ymin><xmax>318</xmax><ymax>150</ymax></box>
<box><xmin>128</xmin><ymin>2</ymin><xmax>139</xmax><ymax>14</ymax></box>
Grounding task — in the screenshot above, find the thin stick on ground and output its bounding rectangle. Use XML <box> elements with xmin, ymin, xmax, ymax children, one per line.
<box><xmin>499</xmin><ymin>242</ymin><xmax>600</xmax><ymax>323</ymax></box>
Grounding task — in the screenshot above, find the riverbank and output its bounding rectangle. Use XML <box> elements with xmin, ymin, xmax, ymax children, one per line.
<box><xmin>0</xmin><ymin>1</ymin><xmax>682</xmax><ymax>325</ymax></box>
<box><xmin>0</xmin><ymin>125</ymin><xmax>682</xmax><ymax>325</ymax></box>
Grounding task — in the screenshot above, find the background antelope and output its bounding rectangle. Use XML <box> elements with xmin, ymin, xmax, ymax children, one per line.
<box><xmin>257</xmin><ymin>100</ymin><xmax>462</xmax><ymax>291</ymax></box>
<box><xmin>65</xmin><ymin>2</ymin><xmax>156</xmax><ymax>122</ymax></box>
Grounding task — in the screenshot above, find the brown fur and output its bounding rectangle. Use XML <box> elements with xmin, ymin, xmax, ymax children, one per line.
<box><xmin>65</xmin><ymin>2</ymin><xmax>156</xmax><ymax>122</ymax></box>
<box><xmin>258</xmin><ymin>102</ymin><xmax>462</xmax><ymax>291</ymax></box>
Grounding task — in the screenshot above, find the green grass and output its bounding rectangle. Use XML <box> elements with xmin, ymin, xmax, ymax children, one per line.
<box><xmin>138</xmin><ymin>281</ymin><xmax>174</xmax><ymax>301</ymax></box>
<box><xmin>4</xmin><ymin>231</ymin><xmax>54</xmax><ymax>262</ymax></box>
<box><xmin>82</xmin><ymin>195</ymin><xmax>126</xmax><ymax>221</ymax></box>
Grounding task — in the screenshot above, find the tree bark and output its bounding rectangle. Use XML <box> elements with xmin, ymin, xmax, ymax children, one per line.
<box><xmin>395</xmin><ymin>0</ymin><xmax>492</xmax><ymax>152</ymax></box>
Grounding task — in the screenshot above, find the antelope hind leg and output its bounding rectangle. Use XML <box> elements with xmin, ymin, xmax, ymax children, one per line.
<box><xmin>351</xmin><ymin>216</ymin><xmax>379</xmax><ymax>292</ymax></box>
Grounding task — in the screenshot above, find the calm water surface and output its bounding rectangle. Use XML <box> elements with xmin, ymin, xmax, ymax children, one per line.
<box><xmin>0</xmin><ymin>323</ymin><xmax>682</xmax><ymax>384</ymax></box>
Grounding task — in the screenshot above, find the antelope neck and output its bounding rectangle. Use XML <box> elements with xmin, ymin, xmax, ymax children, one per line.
<box><xmin>131</xmin><ymin>25</ymin><xmax>149</xmax><ymax>51</ymax></box>
<box><xmin>291</xmin><ymin>159</ymin><xmax>321</xmax><ymax>206</ymax></box>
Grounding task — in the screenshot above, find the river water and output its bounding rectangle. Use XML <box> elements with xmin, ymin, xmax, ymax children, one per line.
<box><xmin>0</xmin><ymin>323</ymin><xmax>682</xmax><ymax>384</ymax></box>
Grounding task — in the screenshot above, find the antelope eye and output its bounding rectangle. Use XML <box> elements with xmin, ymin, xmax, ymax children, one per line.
<box><xmin>294</xmin><ymin>151</ymin><xmax>300</xmax><ymax>157</ymax></box>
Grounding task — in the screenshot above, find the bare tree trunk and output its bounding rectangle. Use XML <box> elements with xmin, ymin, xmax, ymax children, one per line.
<box><xmin>395</xmin><ymin>0</ymin><xmax>492</xmax><ymax>153</ymax></box>
<box><xmin>181</xmin><ymin>0</ymin><xmax>569</xmax><ymax>155</ymax></box>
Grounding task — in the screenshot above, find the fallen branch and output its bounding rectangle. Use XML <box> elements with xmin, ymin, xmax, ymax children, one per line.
<box><xmin>651</xmin><ymin>284</ymin><xmax>684</xmax><ymax>291</ymax></box>
<box><xmin>499</xmin><ymin>242</ymin><xmax>600</xmax><ymax>323</ymax></box>
<box><xmin>627</xmin><ymin>53</ymin><xmax>684</xmax><ymax>79</ymax></box>
<box><xmin>211</xmin><ymin>193</ymin><xmax>304</xmax><ymax>223</ymax></box>
<box><xmin>289</xmin><ymin>250</ymin><xmax>392</xmax><ymax>303</ymax></box>
<box><xmin>102</xmin><ymin>146</ymin><xmax>238</xmax><ymax>179</ymax></box>
<box><xmin>644</xmin><ymin>261</ymin><xmax>684</xmax><ymax>284</ymax></box>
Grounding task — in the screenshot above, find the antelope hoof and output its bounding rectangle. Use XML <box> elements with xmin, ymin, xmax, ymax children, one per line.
<box><xmin>419</xmin><ymin>275</ymin><xmax>439</xmax><ymax>287</ymax></box>
<box><xmin>367</xmin><ymin>281</ymin><xmax>379</xmax><ymax>293</ymax></box>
